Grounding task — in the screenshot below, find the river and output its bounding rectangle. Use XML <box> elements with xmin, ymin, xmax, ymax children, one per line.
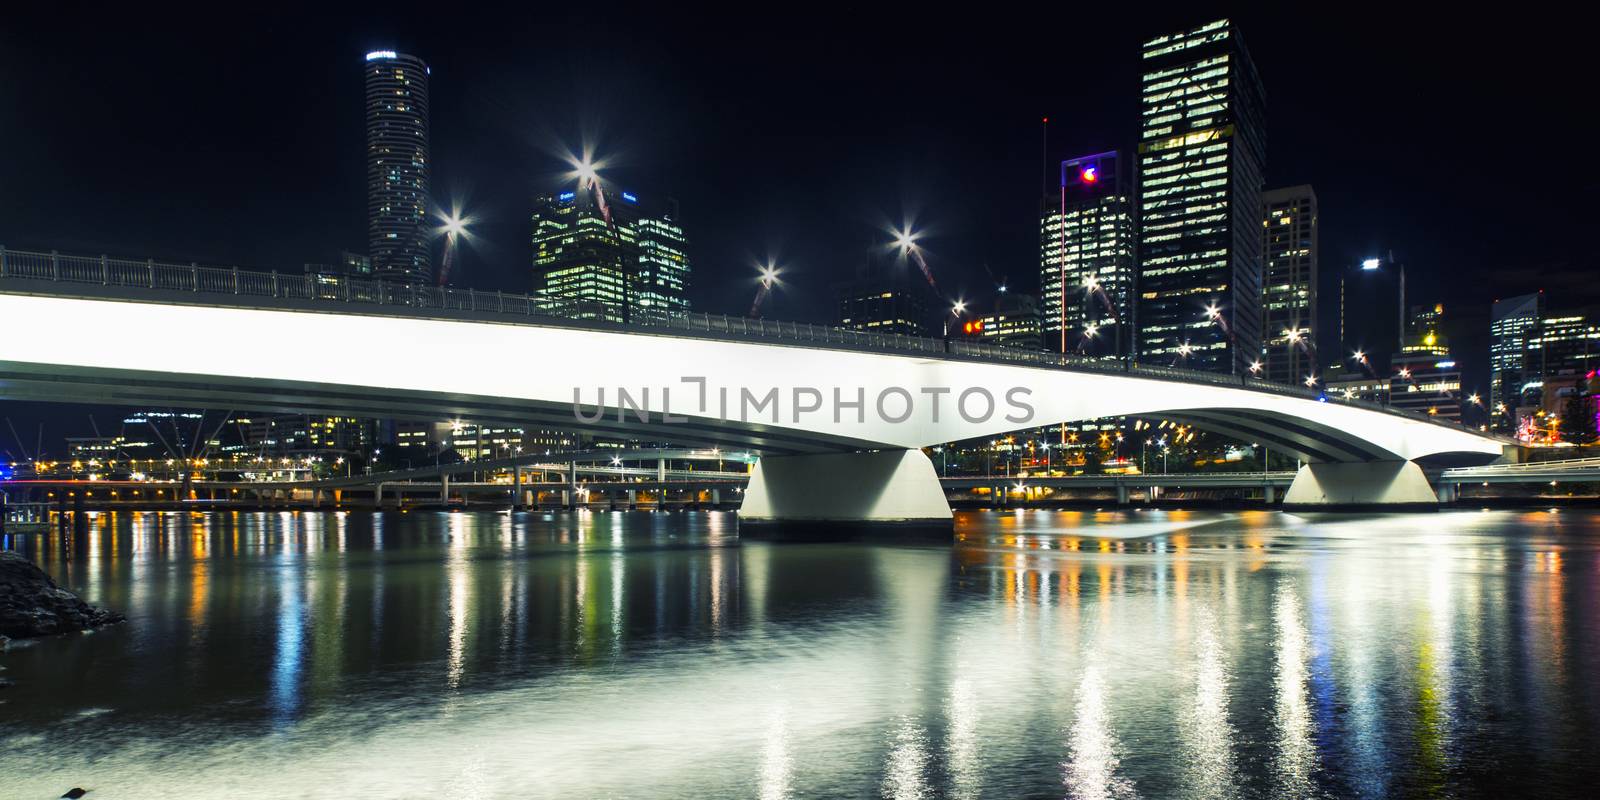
<box><xmin>3</xmin><ymin>508</ymin><xmax>1598</xmax><ymax>798</ymax></box>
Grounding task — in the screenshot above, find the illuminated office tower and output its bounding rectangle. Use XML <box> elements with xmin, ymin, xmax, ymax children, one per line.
<box><xmin>1391</xmin><ymin>304</ymin><xmax>1461</xmax><ymax>424</ymax></box>
<box><xmin>1489</xmin><ymin>292</ymin><xmax>1542</xmax><ymax>429</ymax></box>
<box><xmin>531</xmin><ymin>188</ymin><xmax>692</xmax><ymax>323</ymax></box>
<box><xmin>962</xmin><ymin>292</ymin><xmax>1044</xmax><ymax>350</ymax></box>
<box><xmin>1261</xmin><ymin>185</ymin><xmax>1317</xmax><ymax>383</ymax></box>
<box><xmin>364</xmin><ymin>50</ymin><xmax>432</xmax><ymax>284</ymax></box>
<box><xmin>1040</xmin><ymin>151</ymin><xmax>1134</xmax><ymax>359</ymax></box>
<box><xmin>1136</xmin><ymin>19</ymin><xmax>1266</xmax><ymax>374</ymax></box>
<box><xmin>1338</xmin><ymin>255</ymin><xmax>1405</xmax><ymax>380</ymax></box>
<box><xmin>634</xmin><ymin>199</ymin><xmax>692</xmax><ymax>320</ymax></box>
<box><xmin>835</xmin><ymin>247</ymin><xmax>939</xmax><ymax>337</ymax></box>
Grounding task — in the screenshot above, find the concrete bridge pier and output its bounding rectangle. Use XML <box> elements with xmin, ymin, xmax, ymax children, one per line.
<box><xmin>1282</xmin><ymin>461</ymin><xmax>1439</xmax><ymax>510</ymax></box>
<box><xmin>739</xmin><ymin>449</ymin><xmax>953</xmax><ymax>539</ymax></box>
<box><xmin>1264</xmin><ymin>484</ymin><xmax>1277</xmax><ymax>504</ymax></box>
<box><xmin>1435</xmin><ymin>481</ymin><xmax>1459</xmax><ymax>504</ymax></box>
<box><xmin>1116</xmin><ymin>483</ymin><xmax>1130</xmax><ymax>505</ymax></box>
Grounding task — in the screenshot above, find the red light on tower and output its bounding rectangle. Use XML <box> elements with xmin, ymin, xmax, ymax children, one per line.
<box><xmin>1080</xmin><ymin>166</ymin><xmax>1098</xmax><ymax>184</ymax></box>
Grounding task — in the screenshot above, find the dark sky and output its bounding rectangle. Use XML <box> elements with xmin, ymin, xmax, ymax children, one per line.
<box><xmin>2</xmin><ymin>6</ymin><xmax>1595</xmax><ymax>445</ymax></box>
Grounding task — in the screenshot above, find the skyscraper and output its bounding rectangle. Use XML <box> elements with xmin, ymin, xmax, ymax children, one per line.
<box><xmin>635</xmin><ymin>200</ymin><xmax>693</xmax><ymax>318</ymax></box>
<box><xmin>1489</xmin><ymin>292</ymin><xmax>1542</xmax><ymax>429</ymax></box>
<box><xmin>1391</xmin><ymin>303</ymin><xmax>1461</xmax><ymax>424</ymax></box>
<box><xmin>531</xmin><ymin>186</ymin><xmax>692</xmax><ymax>323</ymax></box>
<box><xmin>1040</xmin><ymin>150</ymin><xmax>1134</xmax><ymax>359</ymax></box>
<box><xmin>1261</xmin><ymin>185</ymin><xmax>1317</xmax><ymax>384</ymax></box>
<box><xmin>834</xmin><ymin>246</ymin><xmax>940</xmax><ymax>337</ymax></box>
<box><xmin>365</xmin><ymin>50</ymin><xmax>432</xmax><ymax>284</ymax></box>
<box><xmin>1339</xmin><ymin>256</ymin><xmax>1405</xmax><ymax>378</ymax></box>
<box><xmin>1136</xmin><ymin>19</ymin><xmax>1266</xmax><ymax>374</ymax></box>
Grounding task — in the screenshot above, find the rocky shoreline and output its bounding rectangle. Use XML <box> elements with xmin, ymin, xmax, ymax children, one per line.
<box><xmin>1</xmin><ymin>551</ymin><xmax>124</xmax><ymax>640</ymax></box>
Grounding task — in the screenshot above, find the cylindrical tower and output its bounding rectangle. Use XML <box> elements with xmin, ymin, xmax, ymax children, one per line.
<box><xmin>364</xmin><ymin>50</ymin><xmax>432</xmax><ymax>285</ymax></box>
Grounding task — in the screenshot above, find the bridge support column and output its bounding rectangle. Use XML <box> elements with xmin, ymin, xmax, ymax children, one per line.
<box><xmin>1264</xmin><ymin>484</ymin><xmax>1277</xmax><ymax>505</ymax></box>
<box><xmin>440</xmin><ymin>474</ymin><xmax>450</xmax><ymax>504</ymax></box>
<box><xmin>374</xmin><ymin>483</ymin><xmax>384</xmax><ymax>510</ymax></box>
<box><xmin>512</xmin><ymin>468</ymin><xmax>522</xmax><ymax>511</ymax></box>
<box><xmin>1436</xmin><ymin>482</ymin><xmax>1458</xmax><ymax>504</ymax></box>
<box><xmin>1116</xmin><ymin>483</ymin><xmax>1130</xmax><ymax>505</ymax></box>
<box><xmin>1283</xmin><ymin>461</ymin><xmax>1439</xmax><ymax>510</ymax></box>
<box><xmin>739</xmin><ymin>449</ymin><xmax>952</xmax><ymax>539</ymax></box>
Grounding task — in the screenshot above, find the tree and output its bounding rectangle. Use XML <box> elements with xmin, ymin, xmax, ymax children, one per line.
<box><xmin>1559</xmin><ymin>393</ymin><xmax>1597</xmax><ymax>445</ymax></box>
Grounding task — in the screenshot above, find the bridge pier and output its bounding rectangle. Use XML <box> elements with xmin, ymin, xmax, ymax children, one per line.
<box><xmin>1264</xmin><ymin>484</ymin><xmax>1277</xmax><ymax>505</ymax></box>
<box><xmin>739</xmin><ymin>449</ymin><xmax>952</xmax><ymax>539</ymax></box>
<box><xmin>1116</xmin><ymin>483</ymin><xmax>1130</xmax><ymax>505</ymax></box>
<box><xmin>1282</xmin><ymin>461</ymin><xmax>1439</xmax><ymax>510</ymax></box>
<box><xmin>1436</xmin><ymin>482</ymin><xmax>1459</xmax><ymax>504</ymax></box>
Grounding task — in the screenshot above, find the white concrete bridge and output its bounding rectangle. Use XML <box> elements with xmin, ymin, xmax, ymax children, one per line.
<box><xmin>0</xmin><ymin>248</ymin><xmax>1512</xmax><ymax>533</ymax></box>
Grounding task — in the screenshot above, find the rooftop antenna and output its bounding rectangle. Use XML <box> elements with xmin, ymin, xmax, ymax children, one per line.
<box><xmin>1040</xmin><ymin>116</ymin><xmax>1050</xmax><ymax>200</ymax></box>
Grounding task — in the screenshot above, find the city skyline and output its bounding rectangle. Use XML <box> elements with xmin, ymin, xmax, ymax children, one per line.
<box><xmin>1</xmin><ymin>9</ymin><xmax>1595</xmax><ymax>437</ymax></box>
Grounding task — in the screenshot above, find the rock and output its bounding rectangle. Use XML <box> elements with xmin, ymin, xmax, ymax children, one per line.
<box><xmin>62</xmin><ymin>789</ymin><xmax>89</xmax><ymax>799</ymax></box>
<box><xmin>0</xmin><ymin>551</ymin><xmax>124</xmax><ymax>638</ymax></box>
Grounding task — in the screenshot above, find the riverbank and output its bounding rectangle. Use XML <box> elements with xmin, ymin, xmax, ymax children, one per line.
<box><xmin>0</xmin><ymin>551</ymin><xmax>123</xmax><ymax>639</ymax></box>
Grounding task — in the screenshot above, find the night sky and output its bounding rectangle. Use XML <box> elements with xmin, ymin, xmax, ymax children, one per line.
<box><xmin>2</xmin><ymin>6</ymin><xmax>1595</xmax><ymax>447</ymax></box>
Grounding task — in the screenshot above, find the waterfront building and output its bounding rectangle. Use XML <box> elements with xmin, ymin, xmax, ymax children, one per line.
<box><xmin>1324</xmin><ymin>369</ymin><xmax>1390</xmax><ymax>405</ymax></box>
<box><xmin>65</xmin><ymin>435</ymin><xmax>156</xmax><ymax>462</ymax></box>
<box><xmin>1489</xmin><ymin>292</ymin><xmax>1542</xmax><ymax>429</ymax></box>
<box><xmin>365</xmin><ymin>50</ymin><xmax>432</xmax><ymax>284</ymax></box>
<box><xmin>1515</xmin><ymin>308</ymin><xmax>1600</xmax><ymax>413</ymax></box>
<box><xmin>531</xmin><ymin>188</ymin><xmax>692</xmax><ymax>323</ymax></box>
<box><xmin>240</xmin><ymin>415</ymin><xmax>375</xmax><ymax>460</ymax></box>
<box><xmin>963</xmin><ymin>292</ymin><xmax>1043</xmax><ymax>350</ymax></box>
<box><xmin>1530</xmin><ymin>310</ymin><xmax>1600</xmax><ymax>379</ymax></box>
<box><xmin>835</xmin><ymin>247</ymin><xmax>940</xmax><ymax>337</ymax></box>
<box><xmin>1136</xmin><ymin>19</ymin><xmax>1267</xmax><ymax>374</ymax></box>
<box><xmin>1261</xmin><ymin>185</ymin><xmax>1317</xmax><ymax>384</ymax></box>
<box><xmin>1041</xmin><ymin>150</ymin><xmax>1134</xmax><ymax>359</ymax></box>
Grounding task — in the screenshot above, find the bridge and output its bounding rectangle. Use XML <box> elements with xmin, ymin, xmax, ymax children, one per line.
<box><xmin>0</xmin><ymin>246</ymin><xmax>1513</xmax><ymax>533</ymax></box>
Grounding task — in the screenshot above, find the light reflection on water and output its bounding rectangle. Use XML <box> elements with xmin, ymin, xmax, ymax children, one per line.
<box><xmin>2</xmin><ymin>508</ymin><xmax>1599</xmax><ymax>798</ymax></box>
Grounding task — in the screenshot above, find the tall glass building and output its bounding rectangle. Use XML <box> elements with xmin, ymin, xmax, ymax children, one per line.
<box><xmin>531</xmin><ymin>187</ymin><xmax>691</xmax><ymax>323</ymax></box>
<box><xmin>1489</xmin><ymin>292</ymin><xmax>1543</xmax><ymax>429</ymax></box>
<box><xmin>1136</xmin><ymin>19</ymin><xmax>1266</xmax><ymax>374</ymax></box>
<box><xmin>364</xmin><ymin>50</ymin><xmax>432</xmax><ymax>284</ymax></box>
<box><xmin>1040</xmin><ymin>150</ymin><xmax>1134</xmax><ymax>360</ymax></box>
<box><xmin>1261</xmin><ymin>185</ymin><xmax>1317</xmax><ymax>384</ymax></box>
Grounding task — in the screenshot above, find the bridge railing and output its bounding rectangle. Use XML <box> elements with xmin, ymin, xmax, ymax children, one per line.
<box><xmin>1442</xmin><ymin>456</ymin><xmax>1600</xmax><ymax>476</ymax></box>
<box><xmin>4</xmin><ymin>244</ymin><xmax>1451</xmax><ymax>420</ymax></box>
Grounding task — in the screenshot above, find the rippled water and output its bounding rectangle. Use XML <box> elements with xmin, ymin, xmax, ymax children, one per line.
<box><xmin>3</xmin><ymin>509</ymin><xmax>1599</xmax><ymax>798</ymax></box>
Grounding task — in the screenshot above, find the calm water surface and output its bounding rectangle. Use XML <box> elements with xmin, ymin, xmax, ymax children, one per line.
<box><xmin>2</xmin><ymin>509</ymin><xmax>1598</xmax><ymax>798</ymax></box>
